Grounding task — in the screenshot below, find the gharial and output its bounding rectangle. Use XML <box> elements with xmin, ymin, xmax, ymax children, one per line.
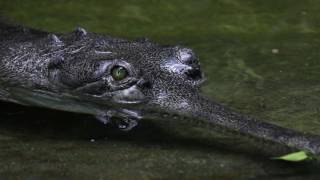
<box><xmin>0</xmin><ymin>20</ymin><xmax>319</xmax><ymax>157</ymax></box>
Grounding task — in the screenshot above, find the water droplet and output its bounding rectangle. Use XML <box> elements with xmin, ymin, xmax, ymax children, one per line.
<box><xmin>118</xmin><ymin>124</ymin><xmax>128</xmax><ymax>129</ymax></box>
<box><xmin>271</xmin><ymin>49</ymin><xmax>279</xmax><ymax>54</ymax></box>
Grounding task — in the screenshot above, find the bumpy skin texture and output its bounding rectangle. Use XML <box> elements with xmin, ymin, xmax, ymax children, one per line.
<box><xmin>0</xmin><ymin>22</ymin><xmax>319</xmax><ymax>156</ymax></box>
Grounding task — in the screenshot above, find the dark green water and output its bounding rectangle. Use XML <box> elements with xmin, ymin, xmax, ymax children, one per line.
<box><xmin>0</xmin><ymin>0</ymin><xmax>320</xmax><ymax>179</ymax></box>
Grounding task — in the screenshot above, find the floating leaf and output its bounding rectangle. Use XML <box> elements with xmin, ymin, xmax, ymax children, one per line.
<box><xmin>272</xmin><ymin>151</ymin><xmax>310</xmax><ymax>162</ymax></box>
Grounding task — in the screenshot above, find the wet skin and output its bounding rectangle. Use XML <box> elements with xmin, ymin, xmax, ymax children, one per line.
<box><xmin>0</xmin><ymin>22</ymin><xmax>319</xmax><ymax>156</ymax></box>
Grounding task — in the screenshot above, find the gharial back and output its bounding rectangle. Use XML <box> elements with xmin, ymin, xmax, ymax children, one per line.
<box><xmin>0</xmin><ymin>21</ymin><xmax>49</xmax><ymax>84</ymax></box>
<box><xmin>0</xmin><ymin>21</ymin><xmax>50</xmax><ymax>102</ymax></box>
<box><xmin>0</xmin><ymin>21</ymin><xmax>47</xmax><ymax>41</ymax></box>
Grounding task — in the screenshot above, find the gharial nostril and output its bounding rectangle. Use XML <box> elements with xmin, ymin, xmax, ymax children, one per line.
<box><xmin>185</xmin><ymin>68</ymin><xmax>202</xmax><ymax>80</ymax></box>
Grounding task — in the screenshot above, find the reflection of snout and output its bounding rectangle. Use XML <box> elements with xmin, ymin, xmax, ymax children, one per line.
<box><xmin>112</xmin><ymin>85</ymin><xmax>146</xmax><ymax>104</ymax></box>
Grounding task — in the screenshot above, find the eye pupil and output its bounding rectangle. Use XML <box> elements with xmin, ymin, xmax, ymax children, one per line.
<box><xmin>111</xmin><ymin>66</ymin><xmax>128</xmax><ymax>81</ymax></box>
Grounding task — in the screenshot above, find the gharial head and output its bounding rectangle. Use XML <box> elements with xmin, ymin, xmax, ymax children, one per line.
<box><xmin>47</xmin><ymin>28</ymin><xmax>207</xmax><ymax>128</ymax></box>
<box><xmin>8</xmin><ymin>27</ymin><xmax>320</xmax><ymax>156</ymax></box>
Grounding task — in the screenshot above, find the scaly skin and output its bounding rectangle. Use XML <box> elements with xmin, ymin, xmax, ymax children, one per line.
<box><xmin>0</xmin><ymin>22</ymin><xmax>319</xmax><ymax>156</ymax></box>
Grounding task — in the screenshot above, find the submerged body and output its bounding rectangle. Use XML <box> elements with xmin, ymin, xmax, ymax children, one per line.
<box><xmin>0</xmin><ymin>22</ymin><xmax>319</xmax><ymax>156</ymax></box>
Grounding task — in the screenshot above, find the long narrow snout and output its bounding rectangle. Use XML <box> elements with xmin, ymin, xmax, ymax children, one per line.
<box><xmin>144</xmin><ymin>93</ymin><xmax>320</xmax><ymax>156</ymax></box>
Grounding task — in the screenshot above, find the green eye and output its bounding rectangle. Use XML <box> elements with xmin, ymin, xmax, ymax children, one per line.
<box><xmin>111</xmin><ymin>66</ymin><xmax>128</xmax><ymax>81</ymax></box>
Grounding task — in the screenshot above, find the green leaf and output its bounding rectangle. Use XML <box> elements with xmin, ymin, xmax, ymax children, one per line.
<box><xmin>272</xmin><ymin>151</ymin><xmax>310</xmax><ymax>162</ymax></box>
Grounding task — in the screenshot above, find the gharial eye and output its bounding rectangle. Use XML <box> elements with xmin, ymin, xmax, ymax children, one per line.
<box><xmin>111</xmin><ymin>66</ymin><xmax>128</xmax><ymax>81</ymax></box>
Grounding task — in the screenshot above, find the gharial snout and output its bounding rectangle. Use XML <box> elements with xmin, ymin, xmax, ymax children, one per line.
<box><xmin>159</xmin><ymin>47</ymin><xmax>205</xmax><ymax>87</ymax></box>
<box><xmin>144</xmin><ymin>89</ymin><xmax>320</xmax><ymax>156</ymax></box>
